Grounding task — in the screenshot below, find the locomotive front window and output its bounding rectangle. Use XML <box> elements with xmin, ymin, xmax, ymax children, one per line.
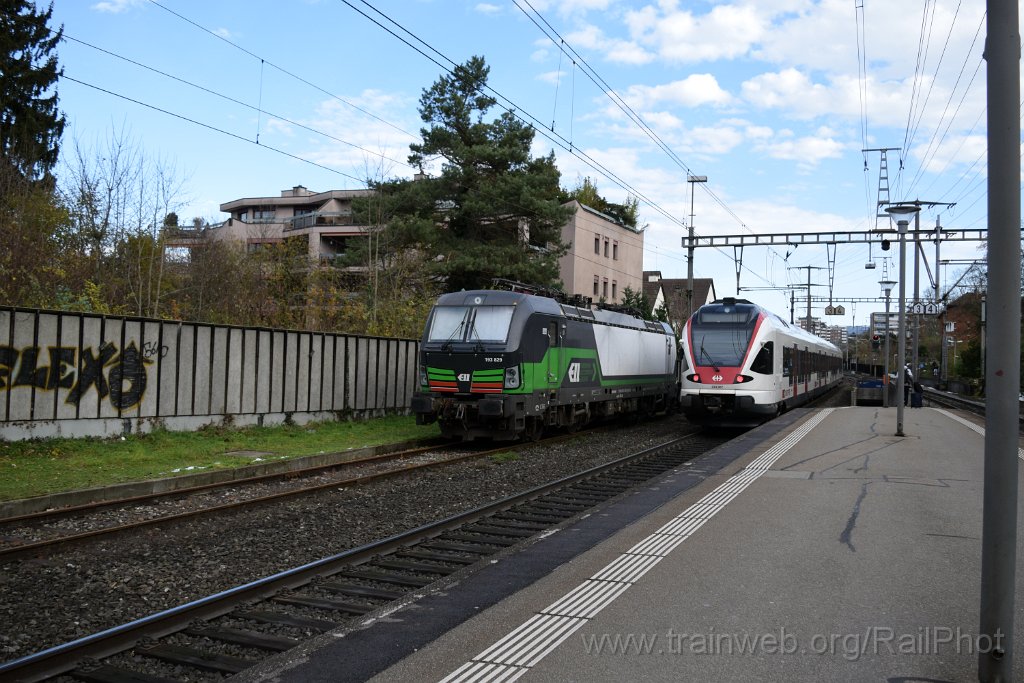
<box><xmin>469</xmin><ymin>306</ymin><xmax>515</xmax><ymax>342</ymax></box>
<box><xmin>428</xmin><ymin>307</ymin><xmax>471</xmax><ymax>342</ymax></box>
<box><xmin>427</xmin><ymin>305</ymin><xmax>515</xmax><ymax>343</ymax></box>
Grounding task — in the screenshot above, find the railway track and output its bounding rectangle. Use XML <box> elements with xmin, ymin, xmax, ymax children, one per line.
<box><xmin>0</xmin><ymin>429</ymin><xmax>731</xmax><ymax>682</ymax></box>
<box><xmin>0</xmin><ymin>430</ymin><xmax>614</xmax><ymax>561</ymax></box>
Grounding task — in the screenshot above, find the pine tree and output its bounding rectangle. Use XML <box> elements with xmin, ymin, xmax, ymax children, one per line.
<box><xmin>0</xmin><ymin>0</ymin><xmax>65</xmax><ymax>184</ymax></box>
<box><xmin>352</xmin><ymin>56</ymin><xmax>570</xmax><ymax>292</ymax></box>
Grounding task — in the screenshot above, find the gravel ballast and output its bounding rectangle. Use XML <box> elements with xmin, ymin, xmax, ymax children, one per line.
<box><xmin>0</xmin><ymin>418</ymin><xmax>692</xmax><ymax>663</ymax></box>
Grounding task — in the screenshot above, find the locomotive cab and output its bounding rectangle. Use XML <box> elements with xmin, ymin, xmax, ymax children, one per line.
<box><xmin>411</xmin><ymin>290</ymin><xmax>545</xmax><ymax>440</ymax></box>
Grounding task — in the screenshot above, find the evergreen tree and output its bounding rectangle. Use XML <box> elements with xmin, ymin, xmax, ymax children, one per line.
<box><xmin>0</xmin><ymin>0</ymin><xmax>65</xmax><ymax>184</ymax></box>
<box><xmin>353</xmin><ymin>56</ymin><xmax>570</xmax><ymax>292</ymax></box>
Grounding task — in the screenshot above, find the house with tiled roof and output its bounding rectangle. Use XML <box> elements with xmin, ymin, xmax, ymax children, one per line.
<box><xmin>642</xmin><ymin>271</ymin><xmax>716</xmax><ymax>336</ymax></box>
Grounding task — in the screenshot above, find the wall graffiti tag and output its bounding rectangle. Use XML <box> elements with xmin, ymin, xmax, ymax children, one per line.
<box><xmin>0</xmin><ymin>342</ymin><xmax>153</xmax><ymax>409</ymax></box>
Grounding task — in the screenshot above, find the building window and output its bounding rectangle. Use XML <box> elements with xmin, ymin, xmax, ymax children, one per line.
<box><xmin>602</xmin><ymin>279</ymin><xmax>608</xmax><ymax>299</ymax></box>
<box><xmin>252</xmin><ymin>208</ymin><xmax>276</xmax><ymax>222</ymax></box>
<box><xmin>604</xmin><ymin>239</ymin><xmax>609</xmax><ymax>257</ymax></box>
<box><xmin>594</xmin><ymin>236</ymin><xmax>601</xmax><ymax>254</ymax></box>
<box><xmin>593</xmin><ymin>277</ymin><xmax>599</xmax><ymax>296</ymax></box>
<box><xmin>612</xmin><ymin>242</ymin><xmax>618</xmax><ymax>260</ymax></box>
<box><xmin>612</xmin><ymin>281</ymin><xmax>617</xmax><ymax>300</ymax></box>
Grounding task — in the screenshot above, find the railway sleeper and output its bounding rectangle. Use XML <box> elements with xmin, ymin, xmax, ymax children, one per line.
<box><xmin>417</xmin><ymin>539</ymin><xmax>496</xmax><ymax>554</ymax></box>
<box><xmin>317</xmin><ymin>582</ymin><xmax>405</xmax><ymax>600</ymax></box>
<box><xmin>74</xmin><ymin>663</ymin><xmax>180</xmax><ymax>683</ymax></box>
<box><xmin>528</xmin><ymin>499</ymin><xmax>593</xmax><ymax>509</ymax></box>
<box><xmin>494</xmin><ymin>511</ymin><xmax>569</xmax><ymax>524</ymax></box>
<box><xmin>185</xmin><ymin>624</ymin><xmax>299</xmax><ymax>652</ymax></box>
<box><xmin>542</xmin><ymin>494</ymin><xmax>599</xmax><ymax>506</ymax></box>
<box><xmin>556</xmin><ymin>491</ymin><xmax>609</xmax><ymax>503</ymax></box>
<box><xmin>273</xmin><ymin>593</ymin><xmax>375</xmax><ymax>614</ymax></box>
<box><xmin>396</xmin><ymin>549</ymin><xmax>477</xmax><ymax>565</ymax></box>
<box><xmin>439</xmin><ymin>531</ymin><xmax>520</xmax><ymax>546</ymax></box>
<box><xmin>337</xmin><ymin>569</ymin><xmax>436</xmax><ymax>587</ymax></box>
<box><xmin>135</xmin><ymin>641</ymin><xmax>256</xmax><ymax>674</ymax></box>
<box><xmin>461</xmin><ymin>524</ymin><xmax>536</xmax><ymax>538</ymax></box>
<box><xmin>371</xmin><ymin>558</ymin><xmax>461</xmax><ymax>575</ymax></box>
<box><xmin>232</xmin><ymin>609</ymin><xmax>339</xmax><ymax>632</ymax></box>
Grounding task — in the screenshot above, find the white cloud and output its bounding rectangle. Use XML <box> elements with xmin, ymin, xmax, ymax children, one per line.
<box><xmin>91</xmin><ymin>0</ymin><xmax>143</xmax><ymax>12</ymax></box>
<box><xmin>299</xmin><ymin>90</ymin><xmax>420</xmax><ymax>178</ymax></box>
<box><xmin>624</xmin><ymin>74</ymin><xmax>733</xmax><ymax>109</ymax></box>
<box><xmin>688</xmin><ymin>125</ymin><xmax>745</xmax><ymax>155</ymax></box>
<box><xmin>565</xmin><ymin>25</ymin><xmax>654</xmax><ymax>65</ymax></box>
<box><xmin>528</xmin><ymin>0</ymin><xmax>614</xmax><ymax>16</ymax></box>
<box><xmin>474</xmin><ymin>3</ymin><xmax>502</xmax><ymax>16</ymax></box>
<box><xmin>753</xmin><ymin>133</ymin><xmax>848</xmax><ymax>171</ymax></box>
<box><xmin>213</xmin><ymin>28</ymin><xmax>235</xmax><ymax>40</ymax></box>
<box><xmin>537</xmin><ymin>70</ymin><xmax>565</xmax><ymax>86</ymax></box>
<box><xmin>624</xmin><ymin>3</ymin><xmax>766</xmax><ymax>63</ymax></box>
<box><xmin>911</xmin><ymin>134</ymin><xmax>986</xmax><ymax>175</ymax></box>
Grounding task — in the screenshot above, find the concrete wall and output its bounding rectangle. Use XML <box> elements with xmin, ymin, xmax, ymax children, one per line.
<box><xmin>0</xmin><ymin>307</ymin><xmax>418</xmax><ymax>441</ymax></box>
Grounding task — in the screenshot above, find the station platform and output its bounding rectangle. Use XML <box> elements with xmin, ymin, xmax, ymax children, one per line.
<box><xmin>246</xmin><ymin>407</ymin><xmax>1024</xmax><ymax>683</ymax></box>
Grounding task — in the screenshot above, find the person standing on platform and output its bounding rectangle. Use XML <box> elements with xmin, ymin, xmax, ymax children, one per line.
<box><xmin>903</xmin><ymin>364</ymin><xmax>914</xmax><ymax>406</ymax></box>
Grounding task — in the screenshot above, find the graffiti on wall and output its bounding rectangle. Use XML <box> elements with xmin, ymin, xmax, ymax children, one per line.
<box><xmin>0</xmin><ymin>342</ymin><xmax>153</xmax><ymax>409</ymax></box>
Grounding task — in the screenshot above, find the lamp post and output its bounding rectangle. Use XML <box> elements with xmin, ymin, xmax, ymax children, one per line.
<box><xmin>879</xmin><ymin>279</ymin><xmax>896</xmax><ymax>408</ymax></box>
<box><xmin>886</xmin><ymin>204</ymin><xmax>920</xmax><ymax>437</ymax></box>
<box><xmin>686</xmin><ymin>174</ymin><xmax>707</xmax><ymax>318</ymax></box>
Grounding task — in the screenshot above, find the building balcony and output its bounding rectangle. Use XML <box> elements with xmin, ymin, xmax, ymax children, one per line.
<box><xmin>287</xmin><ymin>212</ymin><xmax>355</xmax><ymax>230</ymax></box>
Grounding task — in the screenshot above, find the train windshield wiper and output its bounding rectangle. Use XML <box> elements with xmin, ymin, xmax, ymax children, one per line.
<box><xmin>467</xmin><ymin>310</ymin><xmax>485</xmax><ymax>352</ymax></box>
<box><xmin>699</xmin><ymin>337</ymin><xmax>720</xmax><ymax>372</ymax></box>
<box><xmin>441</xmin><ymin>313</ymin><xmax>468</xmax><ymax>351</ymax></box>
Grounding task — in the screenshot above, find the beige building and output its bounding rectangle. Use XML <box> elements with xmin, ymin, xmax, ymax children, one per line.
<box><xmin>557</xmin><ymin>200</ymin><xmax>644</xmax><ymax>305</ymax></box>
<box><xmin>174</xmin><ymin>189</ymin><xmax>647</xmax><ymax>303</ymax></box>
<box><xmin>212</xmin><ymin>185</ymin><xmax>374</xmax><ymax>262</ymax></box>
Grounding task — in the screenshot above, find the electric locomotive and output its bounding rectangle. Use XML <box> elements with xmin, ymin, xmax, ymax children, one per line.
<box><xmin>411</xmin><ymin>286</ymin><xmax>679</xmax><ymax>440</ymax></box>
<box><xmin>679</xmin><ymin>298</ymin><xmax>842</xmax><ymax>426</ymax></box>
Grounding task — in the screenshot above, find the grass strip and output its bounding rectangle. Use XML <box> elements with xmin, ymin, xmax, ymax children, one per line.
<box><xmin>0</xmin><ymin>416</ymin><xmax>432</xmax><ymax>502</ymax></box>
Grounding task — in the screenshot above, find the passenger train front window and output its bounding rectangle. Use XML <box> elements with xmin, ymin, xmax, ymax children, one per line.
<box><xmin>690</xmin><ymin>303</ymin><xmax>759</xmax><ymax>367</ymax></box>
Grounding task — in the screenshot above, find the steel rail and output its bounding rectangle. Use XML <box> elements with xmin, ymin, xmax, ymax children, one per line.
<box><xmin>0</xmin><ymin>439</ymin><xmax>455</xmax><ymax>526</ymax></box>
<box><xmin>0</xmin><ymin>431</ymin><xmax>704</xmax><ymax>682</ymax></box>
<box><xmin>0</xmin><ymin>434</ymin><xmax>582</xmax><ymax>561</ymax></box>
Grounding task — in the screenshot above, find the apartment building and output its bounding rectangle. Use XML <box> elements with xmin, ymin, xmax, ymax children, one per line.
<box><xmin>213</xmin><ymin>185</ymin><xmax>374</xmax><ymax>261</ymax></box>
<box><xmin>557</xmin><ymin>200</ymin><xmax>644</xmax><ymax>305</ymax></box>
<box><xmin>181</xmin><ymin>188</ymin><xmax>647</xmax><ymax>303</ymax></box>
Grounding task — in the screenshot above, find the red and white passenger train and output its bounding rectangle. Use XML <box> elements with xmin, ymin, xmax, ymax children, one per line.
<box><xmin>679</xmin><ymin>298</ymin><xmax>842</xmax><ymax>426</ymax></box>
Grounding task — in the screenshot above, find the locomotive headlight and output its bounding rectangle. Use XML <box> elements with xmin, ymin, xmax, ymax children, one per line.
<box><xmin>686</xmin><ymin>373</ymin><xmax>702</xmax><ymax>383</ymax></box>
<box><xmin>503</xmin><ymin>365</ymin><xmax>521</xmax><ymax>389</ymax></box>
<box><xmin>734</xmin><ymin>374</ymin><xmax>753</xmax><ymax>383</ymax></box>
<box><xmin>419</xmin><ymin>365</ymin><xmax>428</xmax><ymax>387</ymax></box>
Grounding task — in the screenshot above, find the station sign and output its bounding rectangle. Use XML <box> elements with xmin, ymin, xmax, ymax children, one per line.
<box><xmin>908</xmin><ymin>302</ymin><xmax>940</xmax><ymax>315</ymax></box>
<box><xmin>824</xmin><ymin>305</ymin><xmax>846</xmax><ymax>315</ymax></box>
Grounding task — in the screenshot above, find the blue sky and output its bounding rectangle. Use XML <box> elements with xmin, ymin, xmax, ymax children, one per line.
<box><xmin>51</xmin><ymin>0</ymin><xmax>998</xmax><ymax>329</ymax></box>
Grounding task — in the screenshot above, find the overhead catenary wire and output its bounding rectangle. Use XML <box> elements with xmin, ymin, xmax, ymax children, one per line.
<box><xmin>60</xmin><ymin>33</ymin><xmax>414</xmax><ymax>172</ymax></box>
<box><xmin>145</xmin><ymin>0</ymin><xmax>419</xmax><ymax>143</ymax></box>
<box><xmin>62</xmin><ymin>76</ymin><xmax>368</xmax><ymax>185</ymax></box>
<box><xmin>341</xmin><ymin>0</ymin><xmax>781</xmax><ymax>289</ymax></box>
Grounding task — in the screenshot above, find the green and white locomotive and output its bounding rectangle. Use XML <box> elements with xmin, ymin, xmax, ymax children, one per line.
<box><xmin>411</xmin><ymin>285</ymin><xmax>680</xmax><ymax>440</ymax></box>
